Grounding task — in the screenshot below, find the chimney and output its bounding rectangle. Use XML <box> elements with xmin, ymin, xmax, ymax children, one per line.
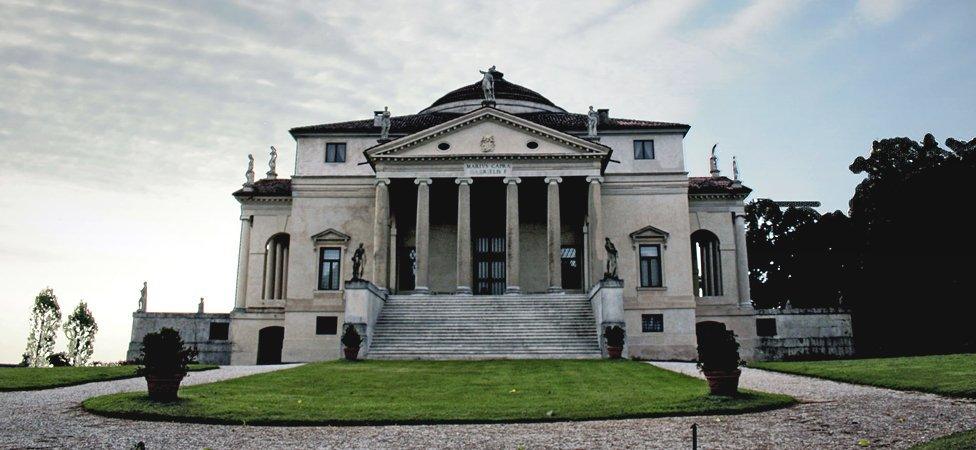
<box><xmin>597</xmin><ymin>108</ymin><xmax>610</xmax><ymax>125</ymax></box>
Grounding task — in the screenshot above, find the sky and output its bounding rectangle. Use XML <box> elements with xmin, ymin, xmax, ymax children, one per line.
<box><xmin>0</xmin><ymin>0</ymin><xmax>973</xmax><ymax>364</ymax></box>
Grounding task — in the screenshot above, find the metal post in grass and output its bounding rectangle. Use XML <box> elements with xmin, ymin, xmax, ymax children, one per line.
<box><xmin>691</xmin><ymin>423</ymin><xmax>698</xmax><ymax>450</ymax></box>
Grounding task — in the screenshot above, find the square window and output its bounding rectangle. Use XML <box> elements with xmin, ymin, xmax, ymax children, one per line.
<box><xmin>209</xmin><ymin>322</ymin><xmax>229</xmax><ymax>340</ymax></box>
<box><xmin>633</xmin><ymin>140</ymin><xmax>655</xmax><ymax>159</ymax></box>
<box><xmin>642</xmin><ymin>314</ymin><xmax>664</xmax><ymax>332</ymax></box>
<box><xmin>316</xmin><ymin>316</ymin><xmax>338</xmax><ymax>335</ymax></box>
<box><xmin>325</xmin><ymin>143</ymin><xmax>347</xmax><ymax>163</ymax></box>
<box><xmin>756</xmin><ymin>318</ymin><xmax>777</xmax><ymax>337</ymax></box>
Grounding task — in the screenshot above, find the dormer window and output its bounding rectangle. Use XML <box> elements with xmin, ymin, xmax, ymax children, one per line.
<box><xmin>633</xmin><ymin>140</ymin><xmax>655</xmax><ymax>160</ymax></box>
<box><xmin>326</xmin><ymin>143</ymin><xmax>347</xmax><ymax>163</ymax></box>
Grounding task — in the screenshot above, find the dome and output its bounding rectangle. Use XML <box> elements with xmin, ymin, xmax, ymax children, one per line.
<box><xmin>419</xmin><ymin>70</ymin><xmax>566</xmax><ymax>115</ymax></box>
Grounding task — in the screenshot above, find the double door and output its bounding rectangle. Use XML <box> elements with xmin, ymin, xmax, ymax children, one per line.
<box><xmin>474</xmin><ymin>236</ymin><xmax>505</xmax><ymax>295</ymax></box>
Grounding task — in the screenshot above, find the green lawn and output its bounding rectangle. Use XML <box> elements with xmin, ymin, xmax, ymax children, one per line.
<box><xmin>751</xmin><ymin>353</ymin><xmax>976</xmax><ymax>398</ymax></box>
<box><xmin>83</xmin><ymin>360</ymin><xmax>794</xmax><ymax>425</ymax></box>
<box><xmin>0</xmin><ymin>364</ymin><xmax>217</xmax><ymax>392</ymax></box>
<box><xmin>912</xmin><ymin>429</ymin><xmax>976</xmax><ymax>450</ymax></box>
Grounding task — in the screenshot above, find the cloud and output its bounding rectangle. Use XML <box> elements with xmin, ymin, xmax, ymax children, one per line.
<box><xmin>855</xmin><ymin>0</ymin><xmax>915</xmax><ymax>25</ymax></box>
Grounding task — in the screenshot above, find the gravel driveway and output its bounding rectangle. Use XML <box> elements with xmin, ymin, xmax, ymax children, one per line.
<box><xmin>1</xmin><ymin>362</ymin><xmax>974</xmax><ymax>449</ymax></box>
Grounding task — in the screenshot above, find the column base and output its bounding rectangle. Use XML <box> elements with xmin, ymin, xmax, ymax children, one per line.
<box><xmin>456</xmin><ymin>286</ymin><xmax>472</xmax><ymax>295</ymax></box>
<box><xmin>505</xmin><ymin>286</ymin><xmax>521</xmax><ymax>295</ymax></box>
<box><xmin>412</xmin><ymin>286</ymin><xmax>430</xmax><ymax>295</ymax></box>
<box><xmin>547</xmin><ymin>286</ymin><xmax>565</xmax><ymax>294</ymax></box>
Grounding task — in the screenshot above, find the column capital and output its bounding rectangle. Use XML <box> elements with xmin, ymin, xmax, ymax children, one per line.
<box><xmin>545</xmin><ymin>176</ymin><xmax>563</xmax><ymax>184</ymax></box>
<box><xmin>585</xmin><ymin>175</ymin><xmax>604</xmax><ymax>184</ymax></box>
<box><xmin>502</xmin><ymin>177</ymin><xmax>521</xmax><ymax>184</ymax></box>
<box><xmin>455</xmin><ymin>177</ymin><xmax>474</xmax><ymax>185</ymax></box>
<box><xmin>375</xmin><ymin>178</ymin><xmax>391</xmax><ymax>186</ymax></box>
<box><xmin>414</xmin><ymin>177</ymin><xmax>433</xmax><ymax>185</ymax></box>
<box><xmin>239</xmin><ymin>214</ymin><xmax>253</xmax><ymax>222</ymax></box>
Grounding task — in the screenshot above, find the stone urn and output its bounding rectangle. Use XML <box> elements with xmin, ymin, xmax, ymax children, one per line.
<box><xmin>703</xmin><ymin>369</ymin><xmax>741</xmax><ymax>396</ymax></box>
<box><xmin>145</xmin><ymin>373</ymin><xmax>185</xmax><ymax>402</ymax></box>
<box><xmin>344</xmin><ymin>346</ymin><xmax>360</xmax><ymax>361</ymax></box>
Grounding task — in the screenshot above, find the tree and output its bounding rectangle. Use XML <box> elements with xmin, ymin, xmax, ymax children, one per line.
<box><xmin>24</xmin><ymin>288</ymin><xmax>62</xmax><ymax>367</ymax></box>
<box><xmin>64</xmin><ymin>301</ymin><xmax>98</xmax><ymax>367</ymax></box>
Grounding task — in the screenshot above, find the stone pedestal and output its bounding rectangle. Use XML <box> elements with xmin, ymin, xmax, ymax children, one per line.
<box><xmin>588</xmin><ymin>278</ymin><xmax>625</xmax><ymax>357</ymax></box>
<box><xmin>343</xmin><ymin>280</ymin><xmax>387</xmax><ymax>357</ymax></box>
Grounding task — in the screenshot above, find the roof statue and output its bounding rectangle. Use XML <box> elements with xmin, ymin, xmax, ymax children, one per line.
<box><xmin>709</xmin><ymin>143</ymin><xmax>720</xmax><ymax>177</ymax></box>
<box><xmin>479</xmin><ymin>65</ymin><xmax>498</xmax><ymax>105</ymax></box>
<box><xmin>267</xmin><ymin>146</ymin><xmax>278</xmax><ymax>179</ymax></box>
<box><xmin>137</xmin><ymin>281</ymin><xmax>147</xmax><ymax>312</ymax></box>
<box><xmin>197</xmin><ymin>297</ymin><xmax>205</xmax><ymax>314</ymax></box>
<box><xmin>243</xmin><ymin>154</ymin><xmax>255</xmax><ymax>189</ymax></box>
<box><xmin>587</xmin><ymin>106</ymin><xmax>598</xmax><ymax>137</ymax></box>
<box><xmin>732</xmin><ymin>156</ymin><xmax>742</xmax><ymax>187</ymax></box>
<box><xmin>374</xmin><ymin>106</ymin><xmax>392</xmax><ymax>141</ymax></box>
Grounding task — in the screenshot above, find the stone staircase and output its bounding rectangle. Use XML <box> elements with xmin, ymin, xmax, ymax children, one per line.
<box><xmin>367</xmin><ymin>294</ymin><xmax>602</xmax><ymax>359</ymax></box>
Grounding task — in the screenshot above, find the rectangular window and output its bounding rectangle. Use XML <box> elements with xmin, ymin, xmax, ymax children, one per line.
<box><xmin>756</xmin><ymin>318</ymin><xmax>777</xmax><ymax>337</ymax></box>
<box><xmin>209</xmin><ymin>322</ymin><xmax>229</xmax><ymax>340</ymax></box>
<box><xmin>639</xmin><ymin>244</ymin><xmax>663</xmax><ymax>287</ymax></box>
<box><xmin>633</xmin><ymin>140</ymin><xmax>655</xmax><ymax>160</ymax></box>
<box><xmin>325</xmin><ymin>143</ymin><xmax>347</xmax><ymax>163</ymax></box>
<box><xmin>318</xmin><ymin>248</ymin><xmax>341</xmax><ymax>290</ymax></box>
<box><xmin>316</xmin><ymin>316</ymin><xmax>338</xmax><ymax>335</ymax></box>
<box><xmin>642</xmin><ymin>314</ymin><xmax>664</xmax><ymax>332</ymax></box>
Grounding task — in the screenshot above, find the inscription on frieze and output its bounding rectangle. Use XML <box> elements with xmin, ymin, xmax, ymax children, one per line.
<box><xmin>463</xmin><ymin>162</ymin><xmax>512</xmax><ymax>177</ymax></box>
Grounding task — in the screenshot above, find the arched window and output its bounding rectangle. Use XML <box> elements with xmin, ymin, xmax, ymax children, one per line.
<box><xmin>691</xmin><ymin>230</ymin><xmax>723</xmax><ymax>297</ymax></box>
<box><xmin>262</xmin><ymin>234</ymin><xmax>290</xmax><ymax>300</ymax></box>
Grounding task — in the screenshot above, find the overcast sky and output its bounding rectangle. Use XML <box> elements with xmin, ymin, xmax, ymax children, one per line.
<box><xmin>1</xmin><ymin>0</ymin><xmax>973</xmax><ymax>363</ymax></box>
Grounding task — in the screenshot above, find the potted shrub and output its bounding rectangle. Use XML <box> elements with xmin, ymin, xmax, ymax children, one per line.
<box><xmin>603</xmin><ymin>325</ymin><xmax>626</xmax><ymax>359</ymax></box>
<box><xmin>136</xmin><ymin>327</ymin><xmax>198</xmax><ymax>402</ymax></box>
<box><xmin>341</xmin><ymin>325</ymin><xmax>363</xmax><ymax>361</ymax></box>
<box><xmin>697</xmin><ymin>327</ymin><xmax>744</xmax><ymax>396</ymax></box>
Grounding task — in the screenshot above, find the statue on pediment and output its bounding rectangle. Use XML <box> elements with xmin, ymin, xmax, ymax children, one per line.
<box><xmin>244</xmin><ymin>154</ymin><xmax>255</xmax><ymax>187</ymax></box>
<box><xmin>374</xmin><ymin>106</ymin><xmax>391</xmax><ymax>140</ymax></box>
<box><xmin>480</xmin><ymin>66</ymin><xmax>498</xmax><ymax>104</ymax></box>
<box><xmin>267</xmin><ymin>146</ymin><xmax>278</xmax><ymax>179</ymax></box>
<box><xmin>587</xmin><ymin>106</ymin><xmax>598</xmax><ymax>137</ymax></box>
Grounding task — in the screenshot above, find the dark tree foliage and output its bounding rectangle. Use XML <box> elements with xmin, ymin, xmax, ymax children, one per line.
<box><xmin>745</xmin><ymin>199</ymin><xmax>854</xmax><ymax>309</ymax></box>
<box><xmin>846</xmin><ymin>134</ymin><xmax>976</xmax><ymax>356</ymax></box>
<box><xmin>746</xmin><ymin>134</ymin><xmax>976</xmax><ymax>356</ymax></box>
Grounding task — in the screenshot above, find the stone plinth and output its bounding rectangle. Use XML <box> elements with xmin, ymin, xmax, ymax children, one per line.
<box><xmin>343</xmin><ymin>280</ymin><xmax>387</xmax><ymax>357</ymax></box>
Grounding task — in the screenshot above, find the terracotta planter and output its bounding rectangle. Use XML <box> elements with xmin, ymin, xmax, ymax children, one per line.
<box><xmin>145</xmin><ymin>373</ymin><xmax>185</xmax><ymax>402</ymax></box>
<box><xmin>607</xmin><ymin>346</ymin><xmax>623</xmax><ymax>359</ymax></box>
<box><xmin>344</xmin><ymin>346</ymin><xmax>360</xmax><ymax>361</ymax></box>
<box><xmin>703</xmin><ymin>369</ymin><xmax>741</xmax><ymax>396</ymax></box>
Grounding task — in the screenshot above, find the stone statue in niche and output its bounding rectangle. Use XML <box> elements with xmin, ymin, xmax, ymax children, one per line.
<box><xmin>137</xmin><ymin>281</ymin><xmax>147</xmax><ymax>312</ymax></box>
<box><xmin>604</xmin><ymin>237</ymin><xmax>620</xmax><ymax>280</ymax></box>
<box><xmin>374</xmin><ymin>106</ymin><xmax>391</xmax><ymax>140</ymax></box>
<box><xmin>587</xmin><ymin>105</ymin><xmax>598</xmax><ymax>137</ymax></box>
<box><xmin>351</xmin><ymin>243</ymin><xmax>366</xmax><ymax>281</ymax></box>
<box><xmin>479</xmin><ymin>65</ymin><xmax>497</xmax><ymax>104</ymax></box>
<box><xmin>244</xmin><ymin>154</ymin><xmax>255</xmax><ymax>186</ymax></box>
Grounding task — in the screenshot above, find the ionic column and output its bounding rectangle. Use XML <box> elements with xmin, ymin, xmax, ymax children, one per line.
<box><xmin>372</xmin><ymin>178</ymin><xmax>391</xmax><ymax>290</ymax></box>
<box><xmin>504</xmin><ymin>177</ymin><xmax>521</xmax><ymax>294</ymax></box>
<box><xmin>234</xmin><ymin>215</ymin><xmax>252</xmax><ymax>309</ymax></box>
<box><xmin>455</xmin><ymin>178</ymin><xmax>473</xmax><ymax>295</ymax></box>
<box><xmin>733</xmin><ymin>213</ymin><xmax>752</xmax><ymax>306</ymax></box>
<box><xmin>274</xmin><ymin>240</ymin><xmax>284</xmax><ymax>299</ymax></box>
<box><xmin>546</xmin><ymin>176</ymin><xmax>563</xmax><ymax>293</ymax></box>
<box><xmin>414</xmin><ymin>178</ymin><xmax>432</xmax><ymax>293</ymax></box>
<box><xmin>262</xmin><ymin>240</ymin><xmax>275</xmax><ymax>299</ymax></box>
<box><xmin>586</xmin><ymin>176</ymin><xmax>605</xmax><ymax>286</ymax></box>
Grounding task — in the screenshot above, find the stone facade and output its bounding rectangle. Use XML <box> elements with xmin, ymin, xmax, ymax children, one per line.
<box><xmin>128</xmin><ymin>69</ymin><xmax>853</xmax><ymax>363</ymax></box>
<box><xmin>126</xmin><ymin>312</ymin><xmax>232</xmax><ymax>365</ymax></box>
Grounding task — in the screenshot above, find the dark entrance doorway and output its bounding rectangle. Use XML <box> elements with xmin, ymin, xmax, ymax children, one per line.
<box><xmin>474</xmin><ymin>236</ymin><xmax>506</xmax><ymax>295</ymax></box>
<box><xmin>561</xmin><ymin>245</ymin><xmax>582</xmax><ymax>290</ymax></box>
<box><xmin>256</xmin><ymin>326</ymin><xmax>284</xmax><ymax>364</ymax></box>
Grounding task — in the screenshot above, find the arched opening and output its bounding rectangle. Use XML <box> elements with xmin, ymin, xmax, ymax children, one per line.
<box><xmin>691</xmin><ymin>229</ymin><xmax>723</xmax><ymax>297</ymax></box>
<box><xmin>262</xmin><ymin>233</ymin><xmax>290</xmax><ymax>300</ymax></box>
<box><xmin>256</xmin><ymin>326</ymin><xmax>284</xmax><ymax>364</ymax></box>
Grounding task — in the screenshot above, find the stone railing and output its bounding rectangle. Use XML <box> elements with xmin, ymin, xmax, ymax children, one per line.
<box><xmin>587</xmin><ymin>278</ymin><xmax>625</xmax><ymax>357</ymax></box>
<box><xmin>342</xmin><ymin>280</ymin><xmax>387</xmax><ymax>357</ymax></box>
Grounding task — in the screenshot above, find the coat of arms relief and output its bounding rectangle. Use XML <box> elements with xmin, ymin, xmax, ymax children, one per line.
<box><xmin>481</xmin><ymin>135</ymin><xmax>495</xmax><ymax>153</ymax></box>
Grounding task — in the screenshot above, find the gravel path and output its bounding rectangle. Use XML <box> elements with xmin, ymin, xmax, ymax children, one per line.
<box><xmin>1</xmin><ymin>362</ymin><xmax>974</xmax><ymax>449</ymax></box>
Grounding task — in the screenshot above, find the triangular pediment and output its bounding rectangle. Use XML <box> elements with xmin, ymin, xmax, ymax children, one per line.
<box><xmin>629</xmin><ymin>225</ymin><xmax>670</xmax><ymax>241</ymax></box>
<box><xmin>365</xmin><ymin>107</ymin><xmax>610</xmax><ymax>162</ymax></box>
<box><xmin>311</xmin><ymin>228</ymin><xmax>351</xmax><ymax>245</ymax></box>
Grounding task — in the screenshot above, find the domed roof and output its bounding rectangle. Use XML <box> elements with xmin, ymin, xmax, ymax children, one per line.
<box><xmin>420</xmin><ymin>70</ymin><xmax>563</xmax><ymax>114</ymax></box>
